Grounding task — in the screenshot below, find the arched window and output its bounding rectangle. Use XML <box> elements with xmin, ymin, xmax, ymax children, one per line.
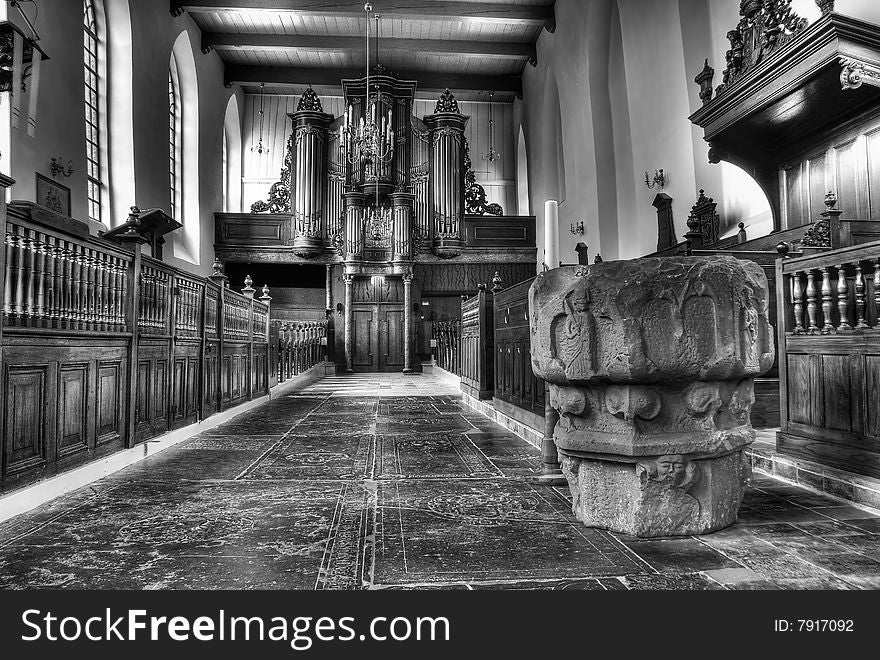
<box><xmin>83</xmin><ymin>0</ymin><xmax>102</xmax><ymax>224</ymax></box>
<box><xmin>168</xmin><ymin>56</ymin><xmax>182</xmax><ymax>220</ymax></box>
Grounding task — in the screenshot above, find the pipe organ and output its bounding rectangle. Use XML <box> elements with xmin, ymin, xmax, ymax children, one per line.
<box><xmin>232</xmin><ymin>71</ymin><xmax>535</xmax><ymax>373</ymax></box>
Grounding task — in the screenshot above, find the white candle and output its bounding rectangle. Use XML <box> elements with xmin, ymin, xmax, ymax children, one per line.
<box><xmin>544</xmin><ymin>199</ymin><xmax>560</xmax><ymax>270</ymax></box>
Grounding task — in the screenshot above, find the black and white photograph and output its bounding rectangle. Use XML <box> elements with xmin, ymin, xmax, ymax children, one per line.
<box><xmin>1</xmin><ymin>0</ymin><xmax>880</xmax><ymax>654</ymax></box>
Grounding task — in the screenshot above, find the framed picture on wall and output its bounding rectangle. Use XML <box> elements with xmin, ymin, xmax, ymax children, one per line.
<box><xmin>35</xmin><ymin>172</ymin><xmax>71</xmax><ymax>217</ymax></box>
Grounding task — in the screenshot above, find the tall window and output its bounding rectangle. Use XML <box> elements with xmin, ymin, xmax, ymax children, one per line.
<box><xmin>83</xmin><ymin>0</ymin><xmax>102</xmax><ymax>224</ymax></box>
<box><xmin>168</xmin><ymin>60</ymin><xmax>181</xmax><ymax>220</ymax></box>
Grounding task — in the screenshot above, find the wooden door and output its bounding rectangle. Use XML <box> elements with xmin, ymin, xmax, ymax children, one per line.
<box><xmin>380</xmin><ymin>305</ymin><xmax>405</xmax><ymax>372</ymax></box>
<box><xmin>352</xmin><ymin>305</ymin><xmax>377</xmax><ymax>371</ymax></box>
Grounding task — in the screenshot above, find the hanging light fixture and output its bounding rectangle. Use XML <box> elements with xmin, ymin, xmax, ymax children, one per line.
<box><xmin>341</xmin><ymin>3</ymin><xmax>394</xmax><ymax>180</ymax></box>
<box><xmin>481</xmin><ymin>91</ymin><xmax>502</xmax><ymax>165</ymax></box>
<box><xmin>251</xmin><ymin>82</ymin><xmax>269</xmax><ymax>155</ymax></box>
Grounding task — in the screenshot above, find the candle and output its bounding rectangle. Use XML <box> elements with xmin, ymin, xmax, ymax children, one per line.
<box><xmin>544</xmin><ymin>200</ymin><xmax>560</xmax><ymax>270</ymax></box>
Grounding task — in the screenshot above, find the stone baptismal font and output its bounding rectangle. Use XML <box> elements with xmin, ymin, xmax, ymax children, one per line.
<box><xmin>530</xmin><ymin>257</ymin><xmax>774</xmax><ymax>537</ymax></box>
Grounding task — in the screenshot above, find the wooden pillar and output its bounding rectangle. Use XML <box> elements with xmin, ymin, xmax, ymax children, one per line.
<box><xmin>403</xmin><ymin>272</ymin><xmax>414</xmax><ymax>373</ymax></box>
<box><xmin>343</xmin><ymin>274</ymin><xmax>354</xmax><ymax>372</ymax></box>
<box><xmin>0</xmin><ymin>174</ymin><xmax>15</xmax><ymax>476</ymax></box>
<box><xmin>115</xmin><ymin>220</ymin><xmax>148</xmax><ymax>448</ymax></box>
<box><xmin>208</xmin><ymin>259</ymin><xmax>229</xmax><ymax>411</ymax></box>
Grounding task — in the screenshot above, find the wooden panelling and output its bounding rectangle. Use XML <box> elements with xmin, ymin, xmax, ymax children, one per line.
<box><xmin>4</xmin><ymin>365</ymin><xmax>47</xmax><ymax>474</ymax></box>
<box><xmin>459</xmin><ymin>290</ymin><xmax>493</xmax><ymax>399</ymax></box>
<box><xmin>97</xmin><ymin>361</ymin><xmax>122</xmax><ymax>444</ymax></box>
<box><xmin>416</xmin><ymin>262</ymin><xmax>535</xmax><ymax>295</ymax></box>
<box><xmin>2</xmin><ymin>208</ymin><xmax>272</xmax><ymax>491</ymax></box>
<box><xmin>463</xmin><ymin>216</ymin><xmax>536</xmax><ymax>248</ymax></box>
<box><xmin>493</xmin><ymin>279</ymin><xmax>544</xmax><ymax>418</ymax></box>
<box><xmin>57</xmin><ymin>363</ymin><xmax>88</xmax><ymax>458</ymax></box>
<box><xmin>778</xmin><ymin>244</ymin><xmax>880</xmax><ymax>479</ymax></box>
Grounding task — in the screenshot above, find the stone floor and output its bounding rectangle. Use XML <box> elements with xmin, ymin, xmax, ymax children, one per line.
<box><xmin>1</xmin><ymin>373</ymin><xmax>879</xmax><ymax>590</ymax></box>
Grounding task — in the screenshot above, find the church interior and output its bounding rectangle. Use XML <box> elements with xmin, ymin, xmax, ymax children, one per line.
<box><xmin>1</xmin><ymin>0</ymin><xmax>880</xmax><ymax>591</ymax></box>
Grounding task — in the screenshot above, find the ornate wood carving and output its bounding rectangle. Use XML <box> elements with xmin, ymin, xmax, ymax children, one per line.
<box><xmin>716</xmin><ymin>0</ymin><xmax>808</xmax><ymax>95</ymax></box>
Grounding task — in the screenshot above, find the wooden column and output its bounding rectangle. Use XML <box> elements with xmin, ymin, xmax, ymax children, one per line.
<box><xmin>208</xmin><ymin>260</ymin><xmax>229</xmax><ymax>411</ymax></box>
<box><xmin>0</xmin><ymin>174</ymin><xmax>15</xmax><ymax>469</ymax></box>
<box><xmin>343</xmin><ymin>274</ymin><xmax>354</xmax><ymax>372</ymax></box>
<box><xmin>403</xmin><ymin>272</ymin><xmax>414</xmax><ymax>373</ymax></box>
<box><xmin>115</xmin><ymin>224</ymin><xmax>148</xmax><ymax>448</ymax></box>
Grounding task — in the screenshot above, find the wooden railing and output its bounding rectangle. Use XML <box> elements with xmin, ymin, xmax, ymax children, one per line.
<box><xmin>1</xmin><ymin>202</ymin><xmax>272</xmax><ymax>492</ymax></box>
<box><xmin>433</xmin><ymin>319</ymin><xmax>461</xmax><ymax>375</ymax></box>
<box><xmin>776</xmin><ymin>240</ymin><xmax>880</xmax><ymax>479</ymax></box>
<box><xmin>274</xmin><ymin>320</ymin><xmax>327</xmax><ymax>383</ymax></box>
<box><xmin>460</xmin><ymin>288</ymin><xmax>494</xmax><ymax>399</ymax></box>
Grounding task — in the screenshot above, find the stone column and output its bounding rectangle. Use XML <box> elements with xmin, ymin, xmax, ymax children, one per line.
<box><xmin>343</xmin><ymin>274</ymin><xmax>354</xmax><ymax>372</ymax></box>
<box><xmin>289</xmin><ymin>89</ymin><xmax>333</xmax><ymax>259</ymax></box>
<box><xmin>530</xmin><ymin>257</ymin><xmax>774</xmax><ymax>537</ymax></box>
<box><xmin>424</xmin><ymin>89</ymin><xmax>468</xmax><ymax>259</ymax></box>
<box><xmin>403</xmin><ymin>272</ymin><xmax>414</xmax><ymax>373</ymax></box>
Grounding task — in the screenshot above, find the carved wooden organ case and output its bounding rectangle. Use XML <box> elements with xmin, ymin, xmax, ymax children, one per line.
<box><xmin>272</xmin><ymin>76</ymin><xmax>470</xmax><ymax>274</ymax></box>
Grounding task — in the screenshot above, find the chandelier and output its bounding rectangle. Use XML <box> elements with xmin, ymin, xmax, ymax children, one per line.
<box><xmin>342</xmin><ymin>3</ymin><xmax>394</xmax><ymax>180</ymax></box>
<box><xmin>251</xmin><ymin>82</ymin><xmax>269</xmax><ymax>155</ymax></box>
<box><xmin>481</xmin><ymin>91</ymin><xmax>502</xmax><ymax>165</ymax></box>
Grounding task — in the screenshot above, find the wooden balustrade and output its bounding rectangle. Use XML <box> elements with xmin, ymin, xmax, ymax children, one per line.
<box><xmin>3</xmin><ymin>221</ymin><xmax>131</xmax><ymax>332</ymax></box>
<box><xmin>274</xmin><ymin>320</ymin><xmax>327</xmax><ymax>383</ymax></box>
<box><xmin>776</xmin><ymin>240</ymin><xmax>880</xmax><ymax>478</ymax></box>
<box><xmin>1</xmin><ymin>206</ymin><xmax>273</xmax><ymax>492</ymax></box>
<box><xmin>433</xmin><ymin>319</ymin><xmax>461</xmax><ymax>375</ymax></box>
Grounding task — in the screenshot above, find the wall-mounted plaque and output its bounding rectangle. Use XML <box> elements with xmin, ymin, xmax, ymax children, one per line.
<box><xmin>35</xmin><ymin>172</ymin><xmax>71</xmax><ymax>217</ymax></box>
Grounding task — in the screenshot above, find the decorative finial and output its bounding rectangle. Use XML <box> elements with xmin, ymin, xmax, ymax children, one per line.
<box><xmin>297</xmin><ymin>85</ymin><xmax>324</xmax><ymax>112</ymax></box>
<box><xmin>824</xmin><ymin>191</ymin><xmax>838</xmax><ymax>209</ymax></box>
<box><xmin>261</xmin><ymin>284</ymin><xmax>271</xmax><ymax>300</ymax></box>
<box><xmin>491</xmin><ymin>271</ymin><xmax>503</xmax><ymax>293</ymax></box>
<box><xmin>594</xmin><ymin>254</ymin><xmax>603</xmax><ymax>264</ymax></box>
<box><xmin>776</xmin><ymin>241</ymin><xmax>790</xmax><ymax>256</ymax></box>
<box><xmin>816</xmin><ymin>0</ymin><xmax>835</xmax><ymax>15</ymax></box>
<box><xmin>695</xmin><ymin>59</ymin><xmax>715</xmax><ymax>105</ymax></box>
<box><xmin>435</xmin><ymin>88</ymin><xmax>459</xmax><ymax>114</ymax></box>
<box><xmin>212</xmin><ymin>258</ymin><xmax>224</xmax><ymax>277</ymax></box>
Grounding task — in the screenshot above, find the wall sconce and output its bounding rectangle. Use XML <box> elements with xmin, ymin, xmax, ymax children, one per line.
<box><xmin>570</xmin><ymin>221</ymin><xmax>584</xmax><ymax>235</ymax></box>
<box><xmin>645</xmin><ymin>169</ymin><xmax>666</xmax><ymax>189</ymax></box>
<box><xmin>336</xmin><ymin>302</ymin><xmax>344</xmax><ymax>316</ymax></box>
<box><xmin>50</xmin><ymin>157</ymin><xmax>74</xmax><ymax>178</ymax></box>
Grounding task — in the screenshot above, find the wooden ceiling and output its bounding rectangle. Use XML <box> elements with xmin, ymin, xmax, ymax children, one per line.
<box><xmin>170</xmin><ymin>0</ymin><xmax>556</xmax><ymax>101</ymax></box>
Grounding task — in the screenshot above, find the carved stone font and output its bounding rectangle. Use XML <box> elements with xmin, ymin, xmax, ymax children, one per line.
<box><xmin>530</xmin><ymin>257</ymin><xmax>774</xmax><ymax>536</ymax></box>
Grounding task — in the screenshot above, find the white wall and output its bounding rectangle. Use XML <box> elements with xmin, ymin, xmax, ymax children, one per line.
<box><xmin>7</xmin><ymin>0</ymin><xmax>241</xmax><ymax>276</ymax></box>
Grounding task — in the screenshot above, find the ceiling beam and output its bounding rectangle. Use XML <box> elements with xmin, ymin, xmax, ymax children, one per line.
<box><xmin>172</xmin><ymin>1</ymin><xmax>556</xmax><ymax>31</ymax></box>
<box><xmin>203</xmin><ymin>32</ymin><xmax>537</xmax><ymax>65</ymax></box>
<box><xmin>224</xmin><ymin>65</ymin><xmax>522</xmax><ymax>96</ymax></box>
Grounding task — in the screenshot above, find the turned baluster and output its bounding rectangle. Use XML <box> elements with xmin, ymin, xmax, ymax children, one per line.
<box><xmin>874</xmin><ymin>260</ymin><xmax>880</xmax><ymax>328</ymax></box>
<box><xmin>854</xmin><ymin>263</ymin><xmax>868</xmax><ymax>329</ymax></box>
<box><xmin>70</xmin><ymin>243</ymin><xmax>83</xmax><ymax>328</ymax></box>
<box><xmin>836</xmin><ymin>264</ymin><xmax>851</xmax><ymax>333</ymax></box>
<box><xmin>22</xmin><ymin>228</ymin><xmax>36</xmax><ymax>323</ymax></box>
<box><xmin>820</xmin><ymin>266</ymin><xmax>835</xmax><ymax>334</ymax></box>
<box><xmin>33</xmin><ymin>232</ymin><xmax>46</xmax><ymax>325</ymax></box>
<box><xmin>60</xmin><ymin>241</ymin><xmax>72</xmax><ymax>328</ymax></box>
<box><xmin>101</xmin><ymin>254</ymin><xmax>111</xmax><ymax>329</ymax></box>
<box><xmin>111</xmin><ymin>257</ymin><xmax>122</xmax><ymax>329</ymax></box>
<box><xmin>4</xmin><ymin>227</ymin><xmax>18</xmax><ymax>319</ymax></box>
<box><xmin>82</xmin><ymin>248</ymin><xmax>94</xmax><ymax>329</ymax></box>
<box><xmin>44</xmin><ymin>235</ymin><xmax>57</xmax><ymax>326</ymax></box>
<box><xmin>805</xmin><ymin>269</ymin><xmax>819</xmax><ymax>334</ymax></box>
<box><xmin>3</xmin><ymin>230</ymin><xmax>12</xmax><ymax>318</ymax></box>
